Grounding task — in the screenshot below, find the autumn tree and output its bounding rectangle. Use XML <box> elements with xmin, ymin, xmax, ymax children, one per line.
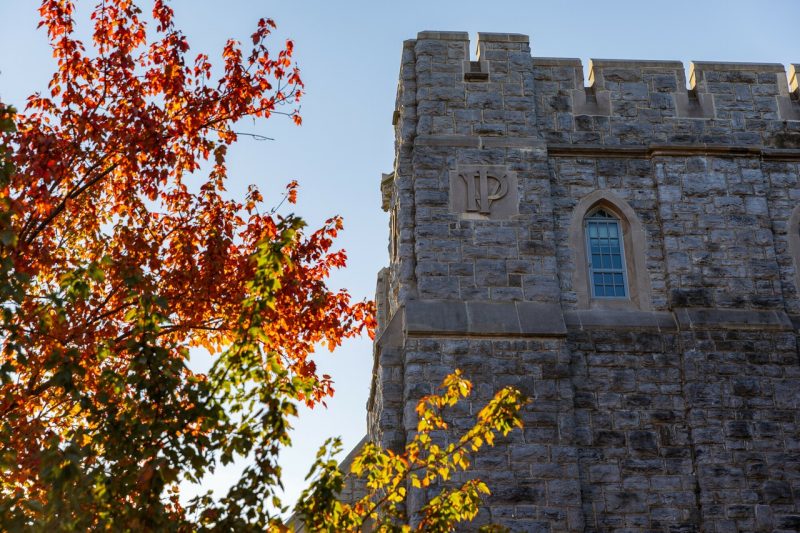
<box><xmin>0</xmin><ymin>2</ymin><xmax>524</xmax><ymax>530</ymax></box>
<box><xmin>295</xmin><ymin>370</ymin><xmax>526</xmax><ymax>532</ymax></box>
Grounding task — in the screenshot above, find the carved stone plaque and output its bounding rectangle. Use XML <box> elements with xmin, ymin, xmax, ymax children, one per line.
<box><xmin>449</xmin><ymin>165</ymin><xmax>518</xmax><ymax>219</ymax></box>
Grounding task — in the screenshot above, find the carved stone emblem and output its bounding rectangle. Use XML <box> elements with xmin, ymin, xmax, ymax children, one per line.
<box><xmin>449</xmin><ymin>165</ymin><xmax>518</xmax><ymax>219</ymax></box>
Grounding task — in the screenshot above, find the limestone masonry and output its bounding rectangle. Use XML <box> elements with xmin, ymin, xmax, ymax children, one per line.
<box><xmin>361</xmin><ymin>31</ymin><xmax>800</xmax><ymax>532</ymax></box>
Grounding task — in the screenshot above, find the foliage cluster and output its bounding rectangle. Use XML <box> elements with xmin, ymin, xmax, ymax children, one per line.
<box><xmin>0</xmin><ymin>2</ymin><xmax>524</xmax><ymax>530</ymax></box>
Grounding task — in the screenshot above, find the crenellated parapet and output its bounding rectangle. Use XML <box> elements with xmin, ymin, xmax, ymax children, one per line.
<box><xmin>535</xmin><ymin>57</ymin><xmax>800</xmax><ymax>146</ymax></box>
<box><xmin>387</xmin><ymin>32</ymin><xmax>799</xmax><ymax>150</ymax></box>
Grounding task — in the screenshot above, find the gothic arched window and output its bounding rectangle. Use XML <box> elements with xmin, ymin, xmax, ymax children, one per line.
<box><xmin>585</xmin><ymin>208</ymin><xmax>628</xmax><ymax>298</ymax></box>
<box><xmin>568</xmin><ymin>190</ymin><xmax>653</xmax><ymax>310</ymax></box>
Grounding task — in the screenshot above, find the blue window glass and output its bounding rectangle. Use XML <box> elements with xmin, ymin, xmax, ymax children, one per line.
<box><xmin>585</xmin><ymin>209</ymin><xmax>628</xmax><ymax>298</ymax></box>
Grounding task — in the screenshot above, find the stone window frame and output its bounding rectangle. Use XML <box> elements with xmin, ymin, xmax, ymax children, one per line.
<box><xmin>789</xmin><ymin>204</ymin><xmax>800</xmax><ymax>293</ymax></box>
<box><xmin>569</xmin><ymin>190</ymin><xmax>653</xmax><ymax>311</ymax></box>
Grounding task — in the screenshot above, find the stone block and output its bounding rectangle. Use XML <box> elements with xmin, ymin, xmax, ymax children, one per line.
<box><xmin>629</xmin><ymin>430</ymin><xmax>659</xmax><ymax>455</ymax></box>
<box><xmin>404</xmin><ymin>300</ymin><xmax>467</xmax><ymax>334</ymax></box>
<box><xmin>595</xmin><ymin>430</ymin><xmax>626</xmax><ymax>447</ymax></box>
<box><xmin>475</xmin><ymin>258</ymin><xmax>508</xmax><ymax>286</ymax></box>
<box><xmin>563</xmin><ymin>309</ymin><xmax>677</xmax><ymax>330</ymax></box>
<box><xmin>516</xmin><ymin>302</ymin><xmax>567</xmax><ymax>335</ymax></box>
<box><xmin>674</xmin><ymin>307</ymin><xmax>794</xmax><ymax>331</ymax></box>
<box><xmin>465</xmin><ymin>300</ymin><xmax>520</xmax><ymax>334</ymax></box>
<box><xmin>762</xmin><ymin>480</ymin><xmax>792</xmax><ymax>504</ymax></box>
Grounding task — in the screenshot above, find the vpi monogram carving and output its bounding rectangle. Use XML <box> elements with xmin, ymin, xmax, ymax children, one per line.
<box><xmin>461</xmin><ymin>169</ymin><xmax>508</xmax><ymax>214</ymax></box>
<box><xmin>449</xmin><ymin>165</ymin><xmax>518</xmax><ymax>219</ymax></box>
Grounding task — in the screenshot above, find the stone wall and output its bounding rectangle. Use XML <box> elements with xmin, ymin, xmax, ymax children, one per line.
<box><xmin>363</xmin><ymin>31</ymin><xmax>800</xmax><ymax>531</ymax></box>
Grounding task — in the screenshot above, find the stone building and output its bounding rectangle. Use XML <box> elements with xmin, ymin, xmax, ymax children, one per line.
<box><xmin>362</xmin><ymin>31</ymin><xmax>800</xmax><ymax>531</ymax></box>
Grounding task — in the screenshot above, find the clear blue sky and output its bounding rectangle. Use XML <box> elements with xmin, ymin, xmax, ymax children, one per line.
<box><xmin>1</xmin><ymin>0</ymin><xmax>798</xmax><ymax>511</ymax></box>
